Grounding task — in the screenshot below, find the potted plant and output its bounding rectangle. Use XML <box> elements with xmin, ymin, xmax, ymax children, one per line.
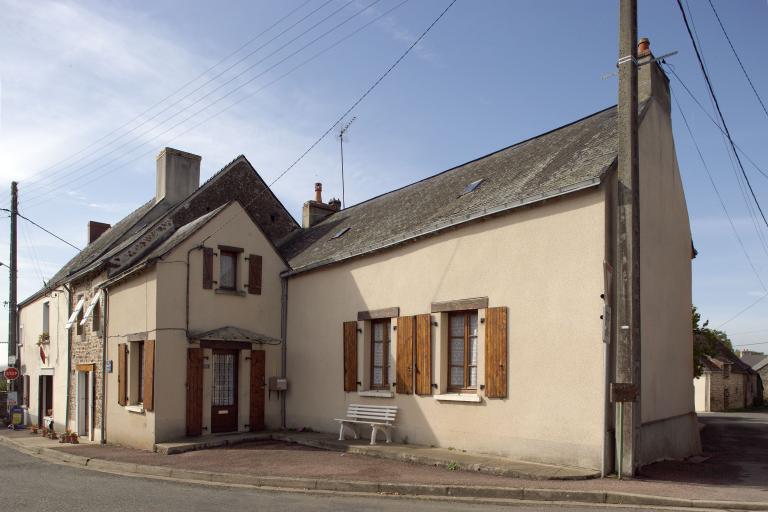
<box><xmin>48</xmin><ymin>429</ymin><xmax>57</xmax><ymax>440</ymax></box>
<box><xmin>30</xmin><ymin>425</ymin><xmax>38</xmax><ymax>435</ymax></box>
<box><xmin>37</xmin><ymin>332</ymin><xmax>50</xmax><ymax>345</ymax></box>
<box><xmin>70</xmin><ymin>433</ymin><xmax>79</xmax><ymax>444</ymax></box>
<box><xmin>41</xmin><ymin>427</ymin><xmax>48</xmax><ymax>437</ymax></box>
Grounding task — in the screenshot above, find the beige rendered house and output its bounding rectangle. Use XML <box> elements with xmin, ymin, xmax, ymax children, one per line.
<box><xmin>19</xmin><ymin>48</ymin><xmax>698</xmax><ymax>472</ymax></box>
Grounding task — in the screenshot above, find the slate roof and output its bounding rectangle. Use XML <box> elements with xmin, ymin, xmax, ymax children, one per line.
<box><xmin>279</xmin><ymin>105</ymin><xmax>619</xmax><ymax>272</ymax></box>
<box><xmin>739</xmin><ymin>352</ymin><xmax>767</xmax><ymax>367</ymax></box>
<box><xmin>699</xmin><ymin>338</ymin><xmax>757</xmax><ymax>375</ymax></box>
<box><xmin>753</xmin><ymin>356</ymin><xmax>768</xmax><ymax>372</ymax></box>
<box><xmin>21</xmin><ymin>155</ymin><xmax>298</xmax><ymax>305</ymax></box>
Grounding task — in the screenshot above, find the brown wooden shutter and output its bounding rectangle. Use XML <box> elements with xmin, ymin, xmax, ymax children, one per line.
<box><xmin>250</xmin><ymin>350</ymin><xmax>266</xmax><ymax>431</ymax></box>
<box><xmin>485</xmin><ymin>307</ymin><xmax>508</xmax><ymax>398</ymax></box>
<box><xmin>202</xmin><ymin>247</ymin><xmax>213</xmax><ymax>289</ymax></box>
<box><xmin>143</xmin><ymin>340</ymin><xmax>155</xmax><ymax>412</ymax></box>
<box><xmin>415</xmin><ymin>314</ymin><xmax>432</xmax><ymax>395</ymax></box>
<box><xmin>118</xmin><ymin>343</ymin><xmax>128</xmax><ymax>406</ymax></box>
<box><xmin>186</xmin><ymin>348</ymin><xmax>204</xmax><ymax>436</ymax></box>
<box><xmin>396</xmin><ymin>316</ymin><xmax>415</xmax><ymax>394</ymax></box>
<box><xmin>343</xmin><ymin>321</ymin><xmax>358</xmax><ymax>392</ymax></box>
<box><xmin>248</xmin><ymin>254</ymin><xmax>262</xmax><ymax>295</ymax></box>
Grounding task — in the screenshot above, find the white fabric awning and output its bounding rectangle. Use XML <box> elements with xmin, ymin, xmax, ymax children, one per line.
<box><xmin>80</xmin><ymin>293</ymin><xmax>101</xmax><ymax>325</ymax></box>
<box><xmin>65</xmin><ymin>297</ymin><xmax>86</xmax><ymax>330</ymax></box>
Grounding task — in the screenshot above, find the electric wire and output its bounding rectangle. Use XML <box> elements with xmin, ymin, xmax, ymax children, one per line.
<box><xmin>11</xmin><ymin>0</ymin><xmax>319</xmax><ymax>192</ymax></box>
<box><xmin>671</xmin><ymin>90</ymin><xmax>767</xmax><ymax>291</ymax></box>
<box><xmin>20</xmin><ymin>0</ymin><xmax>383</xmax><ymax>207</ymax></box>
<box><xmin>675</xmin><ymin>0</ymin><xmax>768</xmax><ymax>230</ymax></box>
<box><xmin>19</xmin><ymin>222</ymin><xmax>46</xmax><ymax>286</ymax></box>
<box><xmin>707</xmin><ymin>0</ymin><xmax>768</xmax><ymax>120</ymax></box>
<box><xmin>200</xmin><ymin>0</ymin><xmax>458</xmax><ymax>244</ymax></box>
<box><xmin>21</xmin><ymin>0</ymin><xmax>411</xmax><ymax>211</ymax></box>
<box><xmin>20</xmin><ymin>0</ymin><xmax>366</xmax><ymax>204</ymax></box>
<box><xmin>717</xmin><ymin>293</ymin><xmax>768</xmax><ymax>329</ymax></box>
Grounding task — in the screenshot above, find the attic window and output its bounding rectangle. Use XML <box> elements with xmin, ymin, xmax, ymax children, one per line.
<box><xmin>331</xmin><ymin>227</ymin><xmax>350</xmax><ymax>240</ymax></box>
<box><xmin>461</xmin><ymin>178</ymin><xmax>484</xmax><ymax>196</ymax></box>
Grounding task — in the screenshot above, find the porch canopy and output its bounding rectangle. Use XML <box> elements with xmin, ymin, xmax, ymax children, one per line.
<box><xmin>188</xmin><ymin>326</ymin><xmax>281</xmax><ymax>348</ymax></box>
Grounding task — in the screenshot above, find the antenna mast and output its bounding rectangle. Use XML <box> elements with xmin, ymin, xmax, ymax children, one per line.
<box><xmin>338</xmin><ymin>116</ymin><xmax>356</xmax><ymax>209</ymax></box>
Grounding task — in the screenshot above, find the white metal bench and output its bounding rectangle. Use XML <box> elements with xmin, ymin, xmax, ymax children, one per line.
<box><xmin>335</xmin><ymin>404</ymin><xmax>398</xmax><ymax>445</ymax></box>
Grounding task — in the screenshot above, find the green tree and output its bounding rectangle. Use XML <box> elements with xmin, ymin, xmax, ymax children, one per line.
<box><xmin>692</xmin><ymin>306</ymin><xmax>733</xmax><ymax>378</ymax></box>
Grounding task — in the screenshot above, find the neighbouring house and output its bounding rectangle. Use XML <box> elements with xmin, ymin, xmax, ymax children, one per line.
<box><xmin>694</xmin><ymin>339</ymin><xmax>759</xmax><ymax>412</ymax></box>
<box><xmin>18</xmin><ymin>149</ymin><xmax>298</xmax><ymax>446</ymax></box>
<box><xmin>738</xmin><ymin>349</ymin><xmax>766</xmax><ymax>368</ymax></box>
<box><xmin>752</xmin><ymin>356</ymin><xmax>767</xmax><ymax>404</ymax></box>
<box><xmin>19</xmin><ymin>40</ymin><xmax>699</xmax><ymax>472</ymax></box>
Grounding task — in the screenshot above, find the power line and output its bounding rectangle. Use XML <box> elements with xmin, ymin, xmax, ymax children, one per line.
<box><xmin>20</xmin><ymin>0</ymin><xmax>363</xmax><ymax>204</ymax></box>
<box><xmin>9</xmin><ymin>0</ymin><xmax>320</xmax><ymax>193</ymax></box>
<box><xmin>202</xmin><ymin>0</ymin><xmax>458</xmax><ymax>244</ymax></box>
<box><xmin>733</xmin><ymin>340</ymin><xmax>768</xmax><ymax>348</ymax></box>
<box><xmin>0</xmin><ymin>209</ymin><xmax>81</xmax><ymax>251</ymax></box>
<box><xmin>707</xmin><ymin>0</ymin><xmax>768</xmax><ymax>121</ymax></box>
<box><xmin>21</xmin><ymin>0</ymin><xmax>411</xmax><ymax>211</ymax></box>
<box><xmin>664</xmin><ymin>65</ymin><xmax>768</xmax><ymax>182</ymax></box>
<box><xmin>671</xmin><ymin>90</ymin><xmax>767</xmax><ymax>290</ymax></box>
<box><xmin>717</xmin><ymin>292</ymin><xmax>768</xmax><ymax>329</ymax></box>
<box><xmin>20</xmin><ymin>0</ymin><xmax>382</xmax><ymax>207</ymax></box>
<box><xmin>19</xmin><ymin>221</ymin><xmax>46</xmax><ymax>286</ymax></box>
<box><xmin>675</xmin><ymin>0</ymin><xmax>768</xmax><ymax>230</ymax></box>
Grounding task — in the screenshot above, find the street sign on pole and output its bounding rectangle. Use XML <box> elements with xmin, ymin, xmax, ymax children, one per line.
<box><xmin>8</xmin><ymin>355</ymin><xmax>16</xmax><ymax>366</ymax></box>
<box><xmin>4</xmin><ymin>367</ymin><xmax>20</xmax><ymax>380</ymax></box>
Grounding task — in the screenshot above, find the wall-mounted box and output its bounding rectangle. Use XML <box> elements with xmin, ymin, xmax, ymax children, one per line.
<box><xmin>269</xmin><ymin>377</ymin><xmax>288</xmax><ymax>391</ymax></box>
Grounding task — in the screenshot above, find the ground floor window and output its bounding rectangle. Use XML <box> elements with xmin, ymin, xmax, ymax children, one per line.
<box><xmin>448</xmin><ymin>311</ymin><xmax>478</xmax><ymax>391</ymax></box>
<box><xmin>129</xmin><ymin>340</ymin><xmax>146</xmax><ymax>405</ymax></box>
<box><xmin>370</xmin><ymin>319</ymin><xmax>390</xmax><ymax>389</ymax></box>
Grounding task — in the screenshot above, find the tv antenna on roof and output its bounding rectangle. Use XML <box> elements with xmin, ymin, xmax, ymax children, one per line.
<box><xmin>338</xmin><ymin>116</ymin><xmax>356</xmax><ymax>209</ymax></box>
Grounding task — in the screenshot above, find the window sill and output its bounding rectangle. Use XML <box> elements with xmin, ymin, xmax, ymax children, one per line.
<box><xmin>434</xmin><ymin>393</ymin><xmax>482</xmax><ymax>403</ymax></box>
<box><xmin>357</xmin><ymin>390</ymin><xmax>394</xmax><ymax>398</ymax></box>
<box><xmin>215</xmin><ymin>288</ymin><xmax>246</xmax><ymax>297</ymax></box>
<box><xmin>125</xmin><ymin>405</ymin><xmax>145</xmax><ymax>414</ymax></box>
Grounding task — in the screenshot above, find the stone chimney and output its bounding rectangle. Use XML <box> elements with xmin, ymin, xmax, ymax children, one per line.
<box><xmin>302</xmin><ymin>182</ymin><xmax>340</xmax><ymax>228</ymax></box>
<box><xmin>637</xmin><ymin>37</ymin><xmax>670</xmax><ymax>112</ymax></box>
<box><xmin>156</xmin><ymin>147</ymin><xmax>201</xmax><ymax>204</ymax></box>
<box><xmin>88</xmin><ymin>221</ymin><xmax>111</xmax><ymax>244</ymax></box>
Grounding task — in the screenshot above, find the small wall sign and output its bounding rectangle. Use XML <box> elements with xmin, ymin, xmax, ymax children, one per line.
<box><xmin>105</xmin><ymin>360</ymin><xmax>113</xmax><ymax>373</ymax></box>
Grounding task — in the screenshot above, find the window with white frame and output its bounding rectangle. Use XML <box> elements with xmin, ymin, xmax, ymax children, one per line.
<box><xmin>448</xmin><ymin>311</ymin><xmax>478</xmax><ymax>391</ymax></box>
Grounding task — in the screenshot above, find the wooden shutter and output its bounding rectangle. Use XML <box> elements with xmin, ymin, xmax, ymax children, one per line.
<box><xmin>202</xmin><ymin>247</ymin><xmax>213</xmax><ymax>289</ymax></box>
<box><xmin>143</xmin><ymin>340</ymin><xmax>155</xmax><ymax>412</ymax></box>
<box><xmin>117</xmin><ymin>343</ymin><xmax>128</xmax><ymax>406</ymax></box>
<box><xmin>343</xmin><ymin>321</ymin><xmax>358</xmax><ymax>392</ymax></box>
<box><xmin>484</xmin><ymin>307</ymin><xmax>508</xmax><ymax>398</ymax></box>
<box><xmin>248</xmin><ymin>254</ymin><xmax>262</xmax><ymax>295</ymax></box>
<box><xmin>415</xmin><ymin>314</ymin><xmax>432</xmax><ymax>395</ymax></box>
<box><xmin>250</xmin><ymin>350</ymin><xmax>266</xmax><ymax>431</ymax></box>
<box><xmin>186</xmin><ymin>348</ymin><xmax>204</xmax><ymax>436</ymax></box>
<box><xmin>396</xmin><ymin>316</ymin><xmax>415</xmax><ymax>394</ymax></box>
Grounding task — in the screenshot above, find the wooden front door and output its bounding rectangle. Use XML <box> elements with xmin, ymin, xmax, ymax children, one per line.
<box><xmin>211</xmin><ymin>350</ymin><xmax>238</xmax><ymax>433</ymax></box>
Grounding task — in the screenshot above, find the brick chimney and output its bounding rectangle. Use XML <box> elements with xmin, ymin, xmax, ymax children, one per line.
<box><xmin>302</xmin><ymin>182</ymin><xmax>340</xmax><ymax>228</ymax></box>
<box><xmin>637</xmin><ymin>37</ymin><xmax>670</xmax><ymax>112</ymax></box>
<box><xmin>88</xmin><ymin>221</ymin><xmax>111</xmax><ymax>244</ymax></box>
<box><xmin>156</xmin><ymin>147</ymin><xmax>201</xmax><ymax>204</ymax></box>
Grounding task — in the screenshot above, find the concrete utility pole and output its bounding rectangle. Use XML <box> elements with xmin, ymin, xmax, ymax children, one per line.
<box><xmin>8</xmin><ymin>182</ymin><xmax>18</xmax><ymax>393</ymax></box>
<box><xmin>615</xmin><ymin>0</ymin><xmax>641</xmax><ymax>477</ymax></box>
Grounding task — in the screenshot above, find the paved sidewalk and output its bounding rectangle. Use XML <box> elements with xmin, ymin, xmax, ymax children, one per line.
<box><xmin>156</xmin><ymin>430</ymin><xmax>598</xmax><ymax>480</ymax></box>
<box><xmin>3</xmin><ymin>418</ymin><xmax>768</xmax><ymax>510</ymax></box>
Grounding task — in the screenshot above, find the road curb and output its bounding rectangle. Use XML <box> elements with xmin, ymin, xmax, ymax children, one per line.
<box><xmin>2</xmin><ymin>434</ymin><xmax>767</xmax><ymax>511</ymax></box>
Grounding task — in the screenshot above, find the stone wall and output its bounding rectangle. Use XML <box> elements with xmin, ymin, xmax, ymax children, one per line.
<box><xmin>66</xmin><ymin>275</ymin><xmax>105</xmax><ymax>437</ymax></box>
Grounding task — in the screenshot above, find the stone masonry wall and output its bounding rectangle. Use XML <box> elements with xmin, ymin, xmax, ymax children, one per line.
<box><xmin>66</xmin><ymin>276</ymin><xmax>104</xmax><ymax>435</ymax></box>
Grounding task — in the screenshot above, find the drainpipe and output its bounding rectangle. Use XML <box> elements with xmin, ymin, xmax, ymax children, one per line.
<box><xmin>100</xmin><ymin>287</ymin><xmax>108</xmax><ymax>444</ymax></box>
<box><xmin>186</xmin><ymin>245</ymin><xmax>204</xmax><ymax>338</ymax></box>
<box><xmin>63</xmin><ymin>283</ymin><xmax>73</xmax><ymax>430</ymax></box>
<box><xmin>280</xmin><ymin>276</ymin><xmax>288</xmax><ymax>429</ymax></box>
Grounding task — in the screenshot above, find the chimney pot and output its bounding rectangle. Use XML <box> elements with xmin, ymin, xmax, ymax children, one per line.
<box><xmin>156</xmin><ymin>147</ymin><xmax>201</xmax><ymax>204</ymax></box>
<box><xmin>638</xmin><ymin>37</ymin><xmax>650</xmax><ymax>57</ymax></box>
<box><xmin>314</xmin><ymin>182</ymin><xmax>323</xmax><ymax>203</ymax></box>
<box><xmin>328</xmin><ymin>198</ymin><xmax>341</xmax><ymax>211</ymax></box>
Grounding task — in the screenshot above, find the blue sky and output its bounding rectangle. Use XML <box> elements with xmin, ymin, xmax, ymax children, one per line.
<box><xmin>0</xmin><ymin>0</ymin><xmax>767</xmax><ymax>365</ymax></box>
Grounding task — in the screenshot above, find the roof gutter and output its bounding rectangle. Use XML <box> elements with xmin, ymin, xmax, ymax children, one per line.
<box><xmin>282</xmin><ymin>176</ymin><xmax>604</xmax><ymax>278</ymax></box>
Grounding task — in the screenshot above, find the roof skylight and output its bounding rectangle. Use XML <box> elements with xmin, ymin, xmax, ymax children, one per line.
<box><xmin>330</xmin><ymin>227</ymin><xmax>351</xmax><ymax>240</ymax></box>
<box><xmin>461</xmin><ymin>178</ymin><xmax>484</xmax><ymax>195</ymax></box>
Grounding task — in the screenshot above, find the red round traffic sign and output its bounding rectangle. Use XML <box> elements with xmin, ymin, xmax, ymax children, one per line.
<box><xmin>3</xmin><ymin>367</ymin><xmax>19</xmax><ymax>381</ymax></box>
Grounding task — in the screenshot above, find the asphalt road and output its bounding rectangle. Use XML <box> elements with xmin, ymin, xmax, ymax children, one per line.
<box><xmin>0</xmin><ymin>444</ymin><xmax>662</xmax><ymax>512</ymax></box>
